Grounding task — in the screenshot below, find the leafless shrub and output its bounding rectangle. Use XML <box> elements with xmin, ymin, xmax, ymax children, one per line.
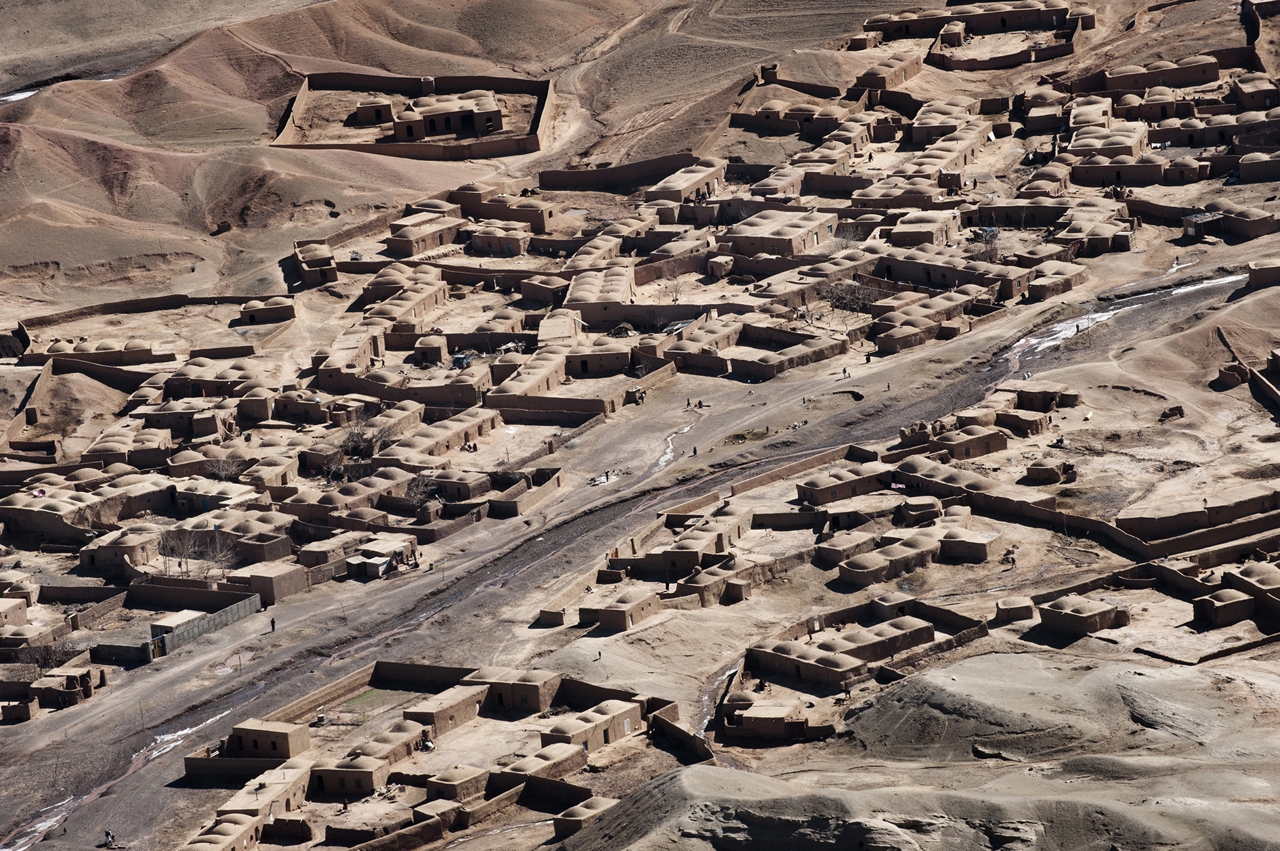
<box><xmin>206</xmin><ymin>457</ymin><xmax>250</xmax><ymax>482</ymax></box>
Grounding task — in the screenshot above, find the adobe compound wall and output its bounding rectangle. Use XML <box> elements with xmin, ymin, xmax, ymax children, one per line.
<box><xmin>272</xmin><ymin>73</ymin><xmax>551</xmax><ymax>161</ymax></box>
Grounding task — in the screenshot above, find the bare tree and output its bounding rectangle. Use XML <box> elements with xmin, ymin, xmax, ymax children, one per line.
<box><xmin>662</xmin><ymin>278</ymin><xmax>688</xmax><ymax>304</ymax></box>
<box><xmin>815</xmin><ymin>280</ymin><xmax>886</xmax><ymax>314</ymax></box>
<box><xmin>827</xmin><ymin>233</ymin><xmax>866</xmax><ymax>254</ymax></box>
<box><xmin>340</xmin><ymin>408</ymin><xmax>400</xmax><ymax>459</ymax></box>
<box><xmin>205</xmin><ymin>457</ymin><xmax>250</xmax><ymax>482</ymax></box>
<box><xmin>200</xmin><ymin>535</ymin><xmax>239</xmax><ymax>582</ymax></box>
<box><xmin>403</xmin><ymin>474</ymin><xmax>439</xmax><ymax>507</ymax></box>
<box><xmin>22</xmin><ymin>643</ymin><xmax>62</xmax><ymax>675</ymax></box>
<box><xmin>159</xmin><ymin>528</ymin><xmax>201</xmax><ymax>577</ymax></box>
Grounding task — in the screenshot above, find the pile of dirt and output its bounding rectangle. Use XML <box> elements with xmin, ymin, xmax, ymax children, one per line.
<box><xmin>843</xmin><ymin>654</ymin><xmax>1253</xmax><ymax>762</ymax></box>
<box><xmin>560</xmin><ymin>763</ymin><xmax>1229</xmax><ymax>850</ymax></box>
<box><xmin>23</xmin><ymin>371</ymin><xmax>128</xmax><ymax>446</ymax></box>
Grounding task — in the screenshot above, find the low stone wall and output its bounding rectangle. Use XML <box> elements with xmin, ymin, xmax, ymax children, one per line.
<box><xmin>165</xmin><ymin>593</ymin><xmax>261</xmax><ymax>653</ymax></box>
<box><xmin>751</xmin><ymin>511</ymin><xmax>825</xmax><ymax>530</ymax></box>
<box><xmin>486</xmin><ymin>393</ymin><xmax>618</xmax><ymax>416</ymax></box>
<box><xmin>39</xmin><ymin>585</ymin><xmax>121</xmax><ymax>604</ymax></box>
<box><xmin>490</xmin><ymin>470</ymin><xmax>562</xmax><ymax>518</ymax></box>
<box><xmin>878</xmin><ymin>89</ymin><xmax>927</xmax><ymax>118</ymax></box>
<box><xmin>540</xmin><ymin>154</ymin><xmax>698</xmax><ymax>192</ymax></box>
<box><xmin>90</xmin><ymin>642</ymin><xmax>151</xmax><ymax>666</ymax></box>
<box><xmin>0</xmin><ymin>461</ymin><xmax>101</xmax><ymax>491</ymax></box>
<box><xmin>1141</xmin><ymin>560</ymin><xmax>1214</xmax><ymax>596</ymax></box>
<box><xmin>456</xmin><ymin>783</ymin><xmax>525</xmax><ymax>828</ymax></box>
<box><xmin>660</xmin><ymin>491</ymin><xmax>724</xmax><ymax>518</ymax></box>
<box><xmin>189</xmin><ymin>344</ymin><xmax>256</xmax><ymax>360</ymax></box>
<box><xmin>543</xmin><ymin>517</ymin><xmax>672</xmax><ymax>624</ymax></box>
<box><xmin>68</xmin><ymin>592</ymin><xmax>127</xmax><ymax>631</ymax></box>
<box><xmin>265</xmin><ymin>662</ymin><xmax>377</xmax><ymax>723</ymax></box>
<box><xmin>371</xmin><ymin>661</ymin><xmax>475</xmax><ymax>691</ymax></box>
<box><xmin>22</xmin><ymin>293</ymin><xmax>269</xmax><ymax>330</ymax></box>
<box><xmin>522</xmin><ymin>775</ymin><xmax>594</xmax><ymax>809</ymax></box>
<box><xmin>1016</xmin><ymin>503</ymin><xmax>1150</xmax><ymax>558</ymax></box>
<box><xmin>650</xmin><ymin>713</ymin><xmax>714</xmax><ymax>762</ymax></box>
<box><xmin>553</xmin><ymin>677</ymin><xmax>651</xmax><ymax>712</ymax></box>
<box><xmin>347</xmin><ymin>820</ymin><xmax>444</xmax><ymax>851</ymax></box>
<box><xmin>324</xmin><ymin>206</ymin><xmax>412</xmax><ymax>250</ymax></box>
<box><xmin>127</xmin><ymin>583</ymin><xmax>255</xmax><ymax>613</ymax></box>
<box><xmin>1184</xmin><ymin>527</ymin><xmax>1280</xmax><ymax>567</ymax></box>
<box><xmin>928</xmin><ymin>37</ymin><xmax>1073</xmax><ymax>72</ymax></box>
<box><xmin>46</xmin><ymin>357</ymin><xmax>165</xmax><ymax>394</ymax></box>
<box><xmin>1146</xmin><ymin>506</ymin><xmax>1280</xmax><ymax>558</ymax></box>
<box><xmin>183</xmin><ymin>749</ymin><xmax>284</xmax><ymax>783</ymax></box>
<box><xmin>366</xmin><ymin>512</ymin><xmax>479</xmax><ymax>545</ymax></box>
<box><xmin>152</xmin><ymin>576</ymin><xmax>217</xmax><ymax>590</ymax></box>
<box><xmin>1122</xmin><ymin>196</ymin><xmax>1193</xmax><ymax>226</ymax></box>
<box><xmin>1027</xmin><ymin>574</ymin><xmax>1114</xmax><ymax>604</ymax></box>
<box><xmin>806</xmin><ymin>172</ymin><xmax>876</xmax><ymax>195</ymax></box>
<box><xmin>729</xmin><ymin>113</ymin><xmax>803</xmax><ymax>135</ymax></box>
<box><xmin>729</xmin><ymin>445</ymin><xmax>855</xmax><ymax>496</ymax></box>
<box><xmin>273</xmin><ymin>74</ymin><xmax>551</xmax><ymax>161</ymax></box>
<box><xmin>634</xmin><ymin>251</ymin><xmax>709</xmax><ymax>286</ymax></box>
<box><xmin>538</xmin><ymin>566</ymin><xmax>605</xmax><ymax>626</ymax></box>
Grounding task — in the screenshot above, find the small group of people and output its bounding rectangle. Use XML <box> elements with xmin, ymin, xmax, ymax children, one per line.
<box><xmin>686</xmin><ymin>399</ymin><xmax>707</xmax><ymax>409</ymax></box>
<box><xmin>460</xmin><ymin>442</ymin><xmax>479</xmax><ymax>452</ymax></box>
